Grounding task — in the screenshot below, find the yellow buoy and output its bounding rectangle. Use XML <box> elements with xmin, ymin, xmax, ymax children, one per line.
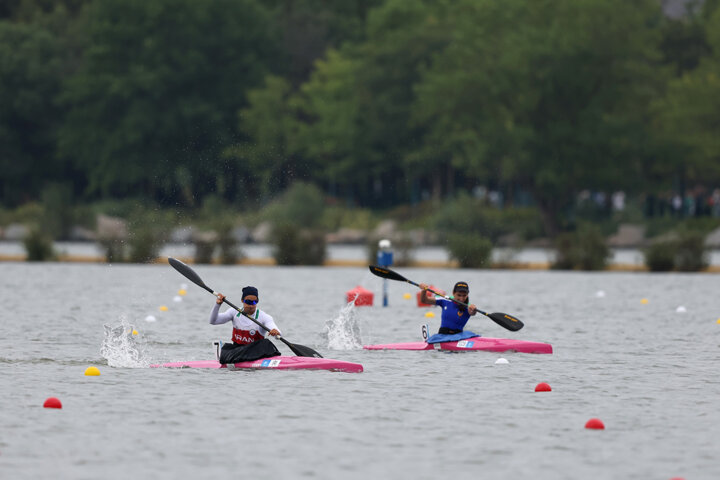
<box><xmin>84</xmin><ymin>366</ymin><xmax>101</xmax><ymax>376</ymax></box>
<box><xmin>424</xmin><ymin>311</ymin><xmax>435</xmax><ymax>318</ymax></box>
<box><xmin>132</xmin><ymin>330</ymin><xmax>138</xmax><ymax>335</ymax></box>
<box><xmin>716</xmin><ymin>318</ymin><xmax>720</xmax><ymax>324</ymax></box>
<box><xmin>178</xmin><ymin>289</ymin><xmax>187</xmax><ymax>296</ymax></box>
<box><xmin>403</xmin><ymin>293</ymin><xmax>412</xmax><ymax>300</ymax></box>
<box><xmin>640</xmin><ymin>298</ymin><xmax>649</xmax><ymax>305</ymax></box>
<box><xmin>159</xmin><ymin>305</ymin><xmax>168</xmax><ymax>311</ymax></box>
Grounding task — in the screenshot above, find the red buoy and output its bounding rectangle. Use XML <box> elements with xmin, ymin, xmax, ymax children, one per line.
<box><xmin>346</xmin><ymin>286</ymin><xmax>374</xmax><ymax>306</ymax></box>
<box><xmin>43</xmin><ymin>397</ymin><xmax>62</xmax><ymax>409</ymax></box>
<box><xmin>534</xmin><ymin>382</ymin><xmax>552</xmax><ymax>392</ymax></box>
<box><xmin>416</xmin><ymin>286</ymin><xmax>446</xmax><ymax>307</ymax></box>
<box><xmin>585</xmin><ymin>418</ymin><xmax>605</xmax><ymax>429</ymax></box>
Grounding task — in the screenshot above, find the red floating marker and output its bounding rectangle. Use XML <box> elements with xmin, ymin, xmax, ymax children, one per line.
<box><xmin>416</xmin><ymin>286</ymin><xmax>445</xmax><ymax>307</ymax></box>
<box><xmin>585</xmin><ymin>418</ymin><xmax>604</xmax><ymax>429</ymax></box>
<box><xmin>43</xmin><ymin>397</ymin><xmax>62</xmax><ymax>409</ymax></box>
<box><xmin>346</xmin><ymin>286</ymin><xmax>374</xmax><ymax>306</ymax></box>
<box><xmin>535</xmin><ymin>382</ymin><xmax>552</xmax><ymax>392</ymax></box>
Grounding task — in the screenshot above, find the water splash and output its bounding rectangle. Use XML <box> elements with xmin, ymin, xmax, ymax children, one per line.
<box><xmin>100</xmin><ymin>319</ymin><xmax>151</xmax><ymax>368</ymax></box>
<box><xmin>324</xmin><ymin>300</ymin><xmax>363</xmax><ymax>350</ymax></box>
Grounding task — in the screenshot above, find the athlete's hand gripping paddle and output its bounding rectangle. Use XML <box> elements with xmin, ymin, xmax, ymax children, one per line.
<box><xmin>169</xmin><ymin>257</ymin><xmax>323</xmax><ymax>357</ymax></box>
<box><xmin>369</xmin><ymin>265</ymin><xmax>524</xmax><ymax>332</ymax></box>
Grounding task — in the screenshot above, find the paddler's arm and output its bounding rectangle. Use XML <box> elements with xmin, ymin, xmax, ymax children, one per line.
<box><xmin>209</xmin><ymin>294</ymin><xmax>233</xmax><ymax>325</ymax></box>
<box><xmin>418</xmin><ymin>283</ymin><xmax>436</xmax><ymax>305</ymax></box>
<box><xmin>262</xmin><ymin>313</ymin><xmax>281</xmax><ymax>337</ymax></box>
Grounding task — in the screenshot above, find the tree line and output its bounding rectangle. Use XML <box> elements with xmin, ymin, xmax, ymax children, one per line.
<box><xmin>2</xmin><ymin>0</ymin><xmax>720</xmax><ymax>237</ymax></box>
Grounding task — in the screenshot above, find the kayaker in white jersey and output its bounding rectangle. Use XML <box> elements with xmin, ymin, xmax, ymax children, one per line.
<box><xmin>210</xmin><ymin>286</ymin><xmax>282</xmax><ymax>364</ymax></box>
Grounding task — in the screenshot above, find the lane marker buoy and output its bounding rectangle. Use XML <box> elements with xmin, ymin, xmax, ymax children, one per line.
<box><xmin>641</xmin><ymin>298</ymin><xmax>649</xmax><ymax>304</ymax></box>
<box><xmin>585</xmin><ymin>418</ymin><xmax>605</xmax><ymax>429</ymax></box>
<box><xmin>145</xmin><ymin>315</ymin><xmax>156</xmax><ymax>322</ymax></box>
<box><xmin>535</xmin><ymin>382</ymin><xmax>552</xmax><ymax>392</ymax></box>
<box><xmin>84</xmin><ymin>366</ymin><xmax>101</xmax><ymax>376</ymax></box>
<box><xmin>43</xmin><ymin>397</ymin><xmax>62</xmax><ymax>409</ymax></box>
<box><xmin>159</xmin><ymin>305</ymin><xmax>168</xmax><ymax>312</ymax></box>
<box><xmin>424</xmin><ymin>311</ymin><xmax>435</xmax><ymax>318</ymax></box>
<box><xmin>495</xmin><ymin>358</ymin><xmax>509</xmax><ymax>365</ymax></box>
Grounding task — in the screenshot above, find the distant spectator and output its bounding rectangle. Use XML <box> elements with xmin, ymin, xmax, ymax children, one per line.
<box><xmin>712</xmin><ymin>189</ymin><xmax>720</xmax><ymax>218</ymax></box>
<box><xmin>488</xmin><ymin>190</ymin><xmax>503</xmax><ymax>209</ymax></box>
<box><xmin>644</xmin><ymin>193</ymin><xmax>656</xmax><ymax>217</ymax></box>
<box><xmin>612</xmin><ymin>191</ymin><xmax>625</xmax><ymax>212</ymax></box>
<box><xmin>672</xmin><ymin>194</ymin><xmax>682</xmax><ymax>216</ymax></box>
<box><xmin>684</xmin><ymin>194</ymin><xmax>695</xmax><ymax>217</ymax></box>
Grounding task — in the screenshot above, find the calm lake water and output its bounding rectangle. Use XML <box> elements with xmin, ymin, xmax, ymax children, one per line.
<box><xmin>1</xmin><ymin>263</ymin><xmax>718</xmax><ymax>479</ymax></box>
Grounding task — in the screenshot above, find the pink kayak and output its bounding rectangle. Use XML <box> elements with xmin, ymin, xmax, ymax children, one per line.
<box><xmin>363</xmin><ymin>337</ymin><xmax>552</xmax><ymax>354</ymax></box>
<box><xmin>151</xmin><ymin>356</ymin><xmax>363</xmax><ymax>373</ymax></box>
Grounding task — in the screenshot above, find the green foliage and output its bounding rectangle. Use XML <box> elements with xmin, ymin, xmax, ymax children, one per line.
<box><xmin>0</xmin><ymin>19</ymin><xmax>66</xmax><ymax>206</ymax></box>
<box><xmin>57</xmin><ymin>0</ymin><xmax>280</xmax><ymax>203</ymax></box>
<box><xmin>125</xmin><ymin>210</ymin><xmax>172</xmax><ymax>263</ymax></box>
<box><xmin>271</xmin><ymin>224</ymin><xmax>326</xmax><ymax>265</ymax></box>
<box><xmin>645</xmin><ymin>231</ymin><xmax>708</xmax><ymax>271</ymax></box>
<box><xmin>446</xmin><ymin>234</ymin><xmax>492</xmax><ymax>269</ymax></box>
<box><xmin>644</xmin><ymin>242</ymin><xmax>676</xmax><ymax>272</ymax></box>
<box><xmin>552</xmin><ymin>226</ymin><xmax>611</xmax><ymax>271</ymax></box>
<box><xmin>433</xmin><ymin>194</ymin><xmax>543</xmax><ymax>242</ymax></box>
<box><xmin>262</xmin><ymin>182</ymin><xmax>325</xmax><ymax>228</ymax></box>
<box><xmin>40</xmin><ymin>182</ymin><xmax>74</xmax><ymax>239</ymax></box>
<box><xmin>653</xmin><ymin>8</ymin><xmax>720</xmax><ymax>187</ymax></box>
<box><xmin>320</xmin><ymin>206</ymin><xmax>376</xmax><ymax>231</ymax></box>
<box><xmin>412</xmin><ymin>0</ymin><xmax>665</xmax><ymax>235</ymax></box>
<box><xmin>2</xmin><ymin>0</ymin><xmax>720</xmax><ymax>233</ymax></box>
<box><xmin>675</xmin><ymin>231</ymin><xmax>708</xmax><ymax>271</ymax></box>
<box><xmin>23</xmin><ymin>227</ymin><xmax>55</xmax><ymax>261</ymax></box>
<box><xmin>193</xmin><ymin>236</ymin><xmax>215</xmax><ymax>265</ymax></box>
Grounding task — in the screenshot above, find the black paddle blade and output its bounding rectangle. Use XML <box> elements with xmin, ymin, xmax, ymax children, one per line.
<box><xmin>487</xmin><ymin>312</ymin><xmax>524</xmax><ymax>331</ymax></box>
<box><xmin>168</xmin><ymin>257</ymin><xmax>212</xmax><ymax>293</ymax></box>
<box><xmin>280</xmin><ymin>338</ymin><xmax>323</xmax><ymax>358</ymax></box>
<box><xmin>368</xmin><ymin>265</ymin><xmax>408</xmax><ymax>283</ymax></box>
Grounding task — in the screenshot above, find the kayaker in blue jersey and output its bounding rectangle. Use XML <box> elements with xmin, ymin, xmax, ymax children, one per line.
<box><xmin>418</xmin><ymin>281</ymin><xmax>478</xmax><ymax>334</ymax></box>
<box><xmin>210</xmin><ymin>286</ymin><xmax>282</xmax><ymax>363</ymax></box>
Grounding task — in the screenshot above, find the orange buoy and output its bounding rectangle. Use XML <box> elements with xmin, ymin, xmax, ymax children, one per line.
<box><xmin>585</xmin><ymin>418</ymin><xmax>605</xmax><ymax>429</ymax></box>
<box><xmin>346</xmin><ymin>286</ymin><xmax>374</xmax><ymax>306</ymax></box>
<box><xmin>535</xmin><ymin>382</ymin><xmax>552</xmax><ymax>392</ymax></box>
<box><xmin>417</xmin><ymin>286</ymin><xmax>446</xmax><ymax>307</ymax></box>
<box><xmin>43</xmin><ymin>397</ymin><xmax>62</xmax><ymax>409</ymax></box>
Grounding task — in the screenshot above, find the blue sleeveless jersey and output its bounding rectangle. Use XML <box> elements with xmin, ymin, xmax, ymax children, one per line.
<box><xmin>436</xmin><ymin>298</ymin><xmax>471</xmax><ymax>331</ymax></box>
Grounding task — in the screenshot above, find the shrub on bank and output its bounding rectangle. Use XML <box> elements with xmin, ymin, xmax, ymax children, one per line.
<box><xmin>23</xmin><ymin>228</ymin><xmax>55</xmax><ymax>261</ymax></box>
<box><xmin>644</xmin><ymin>241</ymin><xmax>675</xmax><ymax>271</ymax></box>
<box><xmin>552</xmin><ymin>226</ymin><xmax>611</xmax><ymax>270</ymax></box>
<box><xmin>675</xmin><ymin>232</ymin><xmax>708</xmax><ymax>271</ymax></box>
<box><xmin>272</xmin><ymin>224</ymin><xmax>326</xmax><ymax>265</ymax></box>
<box><xmin>126</xmin><ymin>210</ymin><xmax>171</xmax><ymax>263</ymax></box>
<box><xmin>646</xmin><ymin>232</ymin><xmax>708</xmax><ymax>272</ymax></box>
<box><xmin>446</xmin><ymin>234</ymin><xmax>492</xmax><ymax>269</ymax></box>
